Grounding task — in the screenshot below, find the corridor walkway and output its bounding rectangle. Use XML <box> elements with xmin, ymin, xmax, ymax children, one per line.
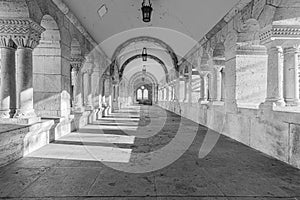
<box><xmin>0</xmin><ymin>106</ymin><xmax>300</xmax><ymax>200</ymax></box>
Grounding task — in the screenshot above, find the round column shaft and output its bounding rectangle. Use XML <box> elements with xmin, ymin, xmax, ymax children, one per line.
<box><xmin>0</xmin><ymin>46</ymin><xmax>16</xmax><ymax>118</ymax></box>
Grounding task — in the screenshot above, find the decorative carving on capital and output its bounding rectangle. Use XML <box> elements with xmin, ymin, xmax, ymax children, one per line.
<box><xmin>0</xmin><ymin>18</ymin><xmax>45</xmax><ymax>49</ymax></box>
<box><xmin>214</xmin><ymin>65</ymin><xmax>224</xmax><ymax>72</ymax></box>
<box><xmin>260</xmin><ymin>25</ymin><xmax>300</xmax><ymax>44</ymax></box>
<box><xmin>70</xmin><ymin>56</ymin><xmax>85</xmax><ymax>72</ymax></box>
<box><xmin>237</xmin><ymin>19</ymin><xmax>260</xmax><ymax>45</ymax></box>
<box><xmin>0</xmin><ymin>35</ymin><xmax>17</xmax><ymax>48</ymax></box>
<box><xmin>199</xmin><ymin>71</ymin><xmax>210</xmax><ymax>78</ymax></box>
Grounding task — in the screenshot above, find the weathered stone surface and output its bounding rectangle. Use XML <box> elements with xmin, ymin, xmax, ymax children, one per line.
<box><xmin>0</xmin><ymin>106</ymin><xmax>300</xmax><ymax>199</ymax></box>
<box><xmin>289</xmin><ymin>123</ymin><xmax>300</xmax><ymax>168</ymax></box>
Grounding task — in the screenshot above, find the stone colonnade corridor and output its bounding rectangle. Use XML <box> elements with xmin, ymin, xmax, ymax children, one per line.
<box><xmin>0</xmin><ymin>106</ymin><xmax>300</xmax><ymax>200</ymax></box>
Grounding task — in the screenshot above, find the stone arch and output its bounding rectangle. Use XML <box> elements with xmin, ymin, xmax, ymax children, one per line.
<box><xmin>111</xmin><ymin>36</ymin><xmax>179</xmax><ymax>71</ymax></box>
<box><xmin>128</xmin><ymin>71</ymin><xmax>158</xmax><ymax>90</ymax></box>
<box><xmin>33</xmin><ymin>14</ymin><xmax>65</xmax><ymax>117</ymax></box>
<box><xmin>124</xmin><ymin>71</ymin><xmax>158</xmax><ymax>105</ymax></box>
<box><xmin>120</xmin><ymin>54</ymin><xmax>169</xmax><ymax>82</ymax></box>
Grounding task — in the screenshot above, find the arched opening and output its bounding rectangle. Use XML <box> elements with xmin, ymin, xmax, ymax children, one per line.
<box><xmin>33</xmin><ymin>15</ymin><xmax>63</xmax><ymax>117</ymax></box>
<box><xmin>135</xmin><ymin>84</ymin><xmax>152</xmax><ymax>105</ymax></box>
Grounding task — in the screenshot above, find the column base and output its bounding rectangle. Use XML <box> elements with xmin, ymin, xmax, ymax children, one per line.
<box><xmin>260</xmin><ymin>99</ymin><xmax>286</xmax><ymax>109</ymax></box>
<box><xmin>199</xmin><ymin>99</ymin><xmax>209</xmax><ymax>104</ymax></box>
<box><xmin>286</xmin><ymin>99</ymin><xmax>300</xmax><ymax>107</ymax></box>
<box><xmin>209</xmin><ymin>101</ymin><xmax>225</xmax><ymax>106</ymax></box>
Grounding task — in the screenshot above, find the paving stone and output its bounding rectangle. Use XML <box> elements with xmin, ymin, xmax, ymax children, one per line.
<box><xmin>0</xmin><ymin>106</ymin><xmax>300</xmax><ymax>200</ymax></box>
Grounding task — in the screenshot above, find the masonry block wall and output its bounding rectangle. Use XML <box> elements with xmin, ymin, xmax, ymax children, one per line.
<box><xmin>158</xmin><ymin>0</ymin><xmax>300</xmax><ymax>169</ymax></box>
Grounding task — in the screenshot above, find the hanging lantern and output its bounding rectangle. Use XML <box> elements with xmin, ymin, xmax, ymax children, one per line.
<box><xmin>142</xmin><ymin>47</ymin><xmax>147</xmax><ymax>61</ymax></box>
<box><xmin>141</xmin><ymin>0</ymin><xmax>153</xmax><ymax>23</ymax></box>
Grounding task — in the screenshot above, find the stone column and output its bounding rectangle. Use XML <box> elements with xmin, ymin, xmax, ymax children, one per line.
<box><xmin>0</xmin><ymin>39</ymin><xmax>17</xmax><ymax>118</ymax></box>
<box><xmin>81</xmin><ymin>55</ymin><xmax>94</xmax><ymax>111</ymax></box>
<box><xmin>262</xmin><ymin>45</ymin><xmax>285</xmax><ymax>107</ymax></box>
<box><xmin>283</xmin><ymin>46</ymin><xmax>300</xmax><ymax>106</ymax></box>
<box><xmin>199</xmin><ymin>72</ymin><xmax>209</xmax><ymax>103</ymax></box>
<box><xmin>86</xmin><ymin>69</ymin><xmax>94</xmax><ymax>110</ymax></box>
<box><xmin>184</xmin><ymin>76</ymin><xmax>191</xmax><ymax>103</ymax></box>
<box><xmin>14</xmin><ymin>48</ymin><xmax>37</xmax><ymax>121</ymax></box>
<box><xmin>221</xmin><ymin>69</ymin><xmax>225</xmax><ymax>102</ymax></box>
<box><xmin>214</xmin><ymin>66</ymin><xmax>224</xmax><ymax>102</ymax></box>
<box><xmin>13</xmin><ymin>20</ymin><xmax>44</xmax><ymax>124</ymax></box>
<box><xmin>179</xmin><ymin>76</ymin><xmax>185</xmax><ymax>102</ymax></box>
<box><xmin>191</xmin><ymin>69</ymin><xmax>201</xmax><ymax>103</ymax></box>
<box><xmin>152</xmin><ymin>84</ymin><xmax>156</xmax><ymax>103</ymax></box>
<box><xmin>71</xmin><ymin>57</ymin><xmax>85</xmax><ymax>113</ymax></box>
<box><xmin>91</xmin><ymin>67</ymin><xmax>101</xmax><ymax>109</ymax></box>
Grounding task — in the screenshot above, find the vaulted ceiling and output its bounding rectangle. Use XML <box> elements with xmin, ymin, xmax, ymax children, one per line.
<box><xmin>63</xmin><ymin>0</ymin><xmax>240</xmax><ymax>58</ymax></box>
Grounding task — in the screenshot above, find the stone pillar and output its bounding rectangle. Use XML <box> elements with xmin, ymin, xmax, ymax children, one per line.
<box><xmin>14</xmin><ymin>48</ymin><xmax>37</xmax><ymax>121</ymax></box>
<box><xmin>191</xmin><ymin>70</ymin><xmax>201</xmax><ymax>103</ymax></box>
<box><xmin>13</xmin><ymin>21</ymin><xmax>44</xmax><ymax>124</ymax></box>
<box><xmin>0</xmin><ymin>18</ymin><xmax>44</xmax><ymax>124</ymax></box>
<box><xmin>208</xmin><ymin>72</ymin><xmax>215</xmax><ymax>102</ymax></box>
<box><xmin>184</xmin><ymin>76</ymin><xmax>191</xmax><ymax>103</ymax></box>
<box><xmin>214</xmin><ymin>66</ymin><xmax>224</xmax><ymax>102</ymax></box>
<box><xmin>91</xmin><ymin>67</ymin><xmax>101</xmax><ymax>109</ymax></box>
<box><xmin>199</xmin><ymin>72</ymin><xmax>209</xmax><ymax>103</ymax></box>
<box><xmin>0</xmin><ymin>40</ymin><xmax>17</xmax><ymax>118</ymax></box>
<box><xmin>86</xmin><ymin>69</ymin><xmax>94</xmax><ymax>110</ymax></box>
<box><xmin>71</xmin><ymin>57</ymin><xmax>85</xmax><ymax>113</ymax></box>
<box><xmin>179</xmin><ymin>76</ymin><xmax>185</xmax><ymax>102</ymax></box>
<box><xmin>283</xmin><ymin>46</ymin><xmax>300</xmax><ymax>106</ymax></box>
<box><xmin>221</xmin><ymin>69</ymin><xmax>225</xmax><ymax>102</ymax></box>
<box><xmin>263</xmin><ymin>45</ymin><xmax>285</xmax><ymax>107</ymax></box>
<box><xmin>81</xmin><ymin>55</ymin><xmax>94</xmax><ymax>111</ymax></box>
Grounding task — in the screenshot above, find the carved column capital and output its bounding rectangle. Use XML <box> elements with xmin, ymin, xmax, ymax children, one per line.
<box><xmin>0</xmin><ymin>18</ymin><xmax>45</xmax><ymax>49</ymax></box>
<box><xmin>0</xmin><ymin>35</ymin><xmax>17</xmax><ymax>49</ymax></box>
<box><xmin>71</xmin><ymin>56</ymin><xmax>85</xmax><ymax>72</ymax></box>
<box><xmin>199</xmin><ymin>71</ymin><xmax>210</xmax><ymax>77</ymax></box>
<box><xmin>214</xmin><ymin>65</ymin><xmax>224</xmax><ymax>72</ymax></box>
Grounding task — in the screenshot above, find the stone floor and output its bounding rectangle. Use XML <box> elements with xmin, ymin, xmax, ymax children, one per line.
<box><xmin>0</xmin><ymin>105</ymin><xmax>300</xmax><ymax>200</ymax></box>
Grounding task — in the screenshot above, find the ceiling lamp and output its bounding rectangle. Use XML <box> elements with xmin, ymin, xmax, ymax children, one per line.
<box><xmin>141</xmin><ymin>0</ymin><xmax>153</xmax><ymax>23</ymax></box>
<box><xmin>142</xmin><ymin>47</ymin><xmax>147</xmax><ymax>61</ymax></box>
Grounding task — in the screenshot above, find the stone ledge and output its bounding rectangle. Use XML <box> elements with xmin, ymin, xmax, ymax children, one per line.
<box><xmin>0</xmin><ymin>119</ymin><xmax>55</xmax><ymax>167</ymax></box>
<box><xmin>0</xmin><ymin>117</ymin><xmax>41</xmax><ymax>125</ymax></box>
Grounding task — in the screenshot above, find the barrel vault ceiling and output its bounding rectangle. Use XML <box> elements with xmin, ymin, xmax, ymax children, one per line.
<box><xmin>63</xmin><ymin>0</ymin><xmax>240</xmax><ymax>58</ymax></box>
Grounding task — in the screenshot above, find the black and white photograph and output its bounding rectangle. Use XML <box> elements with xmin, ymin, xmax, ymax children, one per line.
<box><xmin>0</xmin><ymin>0</ymin><xmax>300</xmax><ymax>199</ymax></box>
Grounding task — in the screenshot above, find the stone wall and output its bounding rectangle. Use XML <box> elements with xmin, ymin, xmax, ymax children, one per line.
<box><xmin>158</xmin><ymin>0</ymin><xmax>300</xmax><ymax>169</ymax></box>
<box><xmin>0</xmin><ymin>0</ymin><xmax>110</xmax><ymax>166</ymax></box>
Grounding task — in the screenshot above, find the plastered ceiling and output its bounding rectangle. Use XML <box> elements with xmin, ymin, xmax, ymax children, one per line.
<box><xmin>63</xmin><ymin>0</ymin><xmax>240</xmax><ymax>58</ymax></box>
